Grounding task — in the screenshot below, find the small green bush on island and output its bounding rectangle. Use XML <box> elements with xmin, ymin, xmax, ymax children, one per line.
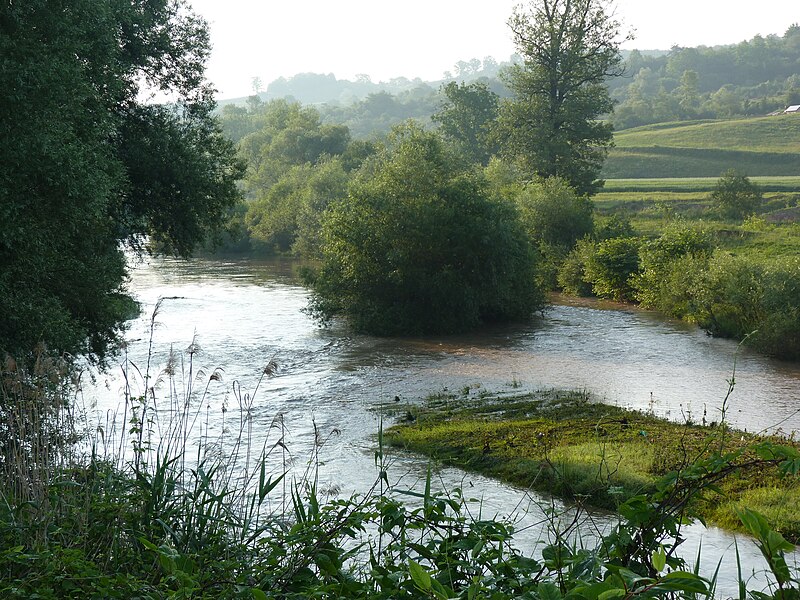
<box><xmin>304</xmin><ymin>125</ymin><xmax>545</xmax><ymax>335</ymax></box>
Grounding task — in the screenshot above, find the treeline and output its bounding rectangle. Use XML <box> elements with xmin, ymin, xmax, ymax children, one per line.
<box><xmin>221</xmin><ymin>25</ymin><xmax>800</xmax><ymax>138</ymax></box>
<box><xmin>221</xmin><ymin>56</ymin><xmax>509</xmax><ymax>108</ymax></box>
<box><xmin>611</xmin><ymin>25</ymin><xmax>800</xmax><ymax>128</ymax></box>
<box><xmin>220</xmin><ymin>75</ymin><xmax>510</xmax><ymax>141</ymax></box>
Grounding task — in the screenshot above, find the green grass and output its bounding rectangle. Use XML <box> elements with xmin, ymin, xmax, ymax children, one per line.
<box><xmin>613</xmin><ymin>116</ymin><xmax>800</xmax><ymax>153</ymax></box>
<box><xmin>604</xmin><ymin>115</ymin><xmax>800</xmax><ymax>178</ymax></box>
<box><xmin>593</xmin><ymin>177</ymin><xmax>800</xmax><ymax>253</ymax></box>
<box><xmin>386</xmin><ymin>390</ymin><xmax>800</xmax><ymax>541</ymax></box>
<box><xmin>601</xmin><ymin>177</ymin><xmax>800</xmax><ymax>194</ymax></box>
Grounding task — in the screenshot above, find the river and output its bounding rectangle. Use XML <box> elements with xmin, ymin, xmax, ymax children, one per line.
<box><xmin>87</xmin><ymin>255</ymin><xmax>800</xmax><ymax>596</ymax></box>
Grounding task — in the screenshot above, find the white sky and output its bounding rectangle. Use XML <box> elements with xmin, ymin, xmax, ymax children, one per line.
<box><xmin>186</xmin><ymin>0</ymin><xmax>797</xmax><ymax>99</ymax></box>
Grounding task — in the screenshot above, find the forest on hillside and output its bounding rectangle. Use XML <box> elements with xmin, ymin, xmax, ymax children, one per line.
<box><xmin>219</xmin><ymin>24</ymin><xmax>800</xmax><ymax>138</ymax></box>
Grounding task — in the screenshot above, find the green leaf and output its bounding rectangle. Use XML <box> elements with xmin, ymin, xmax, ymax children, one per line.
<box><xmin>138</xmin><ymin>537</ymin><xmax>159</xmax><ymax>552</ymax></box>
<box><xmin>430</xmin><ymin>578</ymin><xmax>452</xmax><ymax>600</ymax></box>
<box><xmin>409</xmin><ymin>559</ymin><xmax>432</xmax><ymax>591</ymax></box>
<box><xmin>572</xmin><ymin>581</ymin><xmax>619</xmax><ymax>600</ymax></box>
<box><xmin>598</xmin><ymin>589</ymin><xmax>626</xmax><ymax>600</ymax></box>
<box><xmin>653</xmin><ymin>571</ymin><xmax>709</xmax><ymax>594</ymax></box>
<box><xmin>652</xmin><ymin>546</ymin><xmax>666</xmax><ymax>573</ymax></box>
<box><xmin>315</xmin><ymin>552</ymin><xmax>339</xmax><ymax>577</ymax></box>
<box><xmin>537</xmin><ymin>582</ymin><xmax>562</xmax><ymax>600</ymax></box>
<box><xmin>251</xmin><ymin>589</ymin><xmax>268</xmax><ymax>600</ymax></box>
<box><xmin>738</xmin><ymin>507</ymin><xmax>769</xmax><ymax>538</ymax></box>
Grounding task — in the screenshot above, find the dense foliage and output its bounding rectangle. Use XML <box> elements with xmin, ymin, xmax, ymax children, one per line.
<box><xmin>611</xmin><ymin>25</ymin><xmax>800</xmax><ymax>129</ymax></box>
<box><xmin>632</xmin><ymin>224</ymin><xmax>714</xmax><ymax>313</ymax></box>
<box><xmin>505</xmin><ymin>176</ymin><xmax>595</xmax><ymax>289</ymax></box>
<box><xmin>558</xmin><ymin>217</ymin><xmax>800</xmax><ymax>360</ymax></box>
<box><xmin>711</xmin><ymin>169</ymin><xmax>764</xmax><ymax>219</ymax></box>
<box><xmin>0</xmin><ymin>0</ymin><xmax>243</xmax><ymax>363</ymax></box>
<box><xmin>305</xmin><ymin>126</ymin><xmax>544</xmax><ymax>335</ymax></box>
<box><xmin>431</xmin><ymin>81</ymin><xmax>500</xmax><ymax>165</ymax></box>
<box><xmin>218</xmin><ymin>99</ymin><xmax>377</xmax><ymax>255</ymax></box>
<box><xmin>514</xmin><ymin>177</ymin><xmax>595</xmax><ymax>250</ymax></box>
<box><xmin>498</xmin><ymin>0</ymin><xmax>627</xmax><ymax>196</ymax></box>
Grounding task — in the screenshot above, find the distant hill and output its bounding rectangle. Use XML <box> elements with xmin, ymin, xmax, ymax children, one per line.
<box><xmin>603</xmin><ymin>115</ymin><xmax>800</xmax><ymax>178</ymax></box>
<box><xmin>216</xmin><ymin>56</ymin><xmax>515</xmax><ymax>108</ymax></box>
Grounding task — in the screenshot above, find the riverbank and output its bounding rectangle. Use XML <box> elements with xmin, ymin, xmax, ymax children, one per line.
<box><xmin>385</xmin><ymin>388</ymin><xmax>800</xmax><ymax>541</ymax></box>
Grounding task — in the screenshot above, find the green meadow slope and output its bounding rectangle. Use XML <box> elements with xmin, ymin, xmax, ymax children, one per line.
<box><xmin>604</xmin><ymin>115</ymin><xmax>800</xmax><ymax>178</ymax></box>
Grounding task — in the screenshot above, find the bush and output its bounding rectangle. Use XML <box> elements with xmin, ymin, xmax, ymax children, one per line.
<box><xmin>514</xmin><ymin>176</ymin><xmax>594</xmax><ymax>250</ymax></box>
<box><xmin>691</xmin><ymin>252</ymin><xmax>765</xmax><ymax>341</ymax></box>
<box><xmin>758</xmin><ymin>257</ymin><xmax>800</xmax><ymax>360</ymax></box>
<box><xmin>305</xmin><ymin>125</ymin><xmax>545</xmax><ymax>335</ymax></box>
<box><xmin>633</xmin><ymin>223</ymin><xmax>713</xmax><ymax>316</ymax></box>
<box><xmin>583</xmin><ymin>237</ymin><xmax>642</xmax><ymax>301</ymax></box>
<box><xmin>557</xmin><ymin>237</ymin><xmax>596</xmax><ymax>296</ymax></box>
<box><xmin>687</xmin><ymin>253</ymin><xmax>800</xmax><ymax>359</ymax></box>
<box><xmin>595</xmin><ymin>214</ymin><xmax>635</xmax><ymax>241</ymax></box>
<box><xmin>711</xmin><ymin>169</ymin><xmax>763</xmax><ymax>219</ymax></box>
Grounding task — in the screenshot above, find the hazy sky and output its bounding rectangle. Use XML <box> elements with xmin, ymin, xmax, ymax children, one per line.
<box><xmin>187</xmin><ymin>0</ymin><xmax>797</xmax><ymax>99</ymax></box>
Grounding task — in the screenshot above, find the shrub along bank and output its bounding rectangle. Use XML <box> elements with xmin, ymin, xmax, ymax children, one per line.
<box><xmin>557</xmin><ymin>220</ymin><xmax>800</xmax><ymax>360</ymax></box>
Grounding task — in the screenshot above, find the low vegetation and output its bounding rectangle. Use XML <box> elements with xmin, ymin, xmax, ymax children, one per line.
<box><xmin>386</xmin><ymin>389</ymin><xmax>800</xmax><ymax>541</ymax></box>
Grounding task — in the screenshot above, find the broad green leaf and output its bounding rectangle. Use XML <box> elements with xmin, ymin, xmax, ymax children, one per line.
<box><xmin>653</xmin><ymin>571</ymin><xmax>709</xmax><ymax>594</ymax></box>
<box><xmin>652</xmin><ymin>546</ymin><xmax>666</xmax><ymax>573</ymax></box>
<box><xmin>409</xmin><ymin>559</ymin><xmax>432</xmax><ymax>591</ymax></box>
<box><xmin>537</xmin><ymin>581</ymin><xmax>562</xmax><ymax>600</ymax></box>
<box><xmin>598</xmin><ymin>589</ymin><xmax>626</xmax><ymax>600</ymax></box>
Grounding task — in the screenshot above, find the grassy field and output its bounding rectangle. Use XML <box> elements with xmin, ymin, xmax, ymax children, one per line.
<box><xmin>613</xmin><ymin>116</ymin><xmax>800</xmax><ymax>153</ymax></box>
<box><xmin>604</xmin><ymin>115</ymin><xmax>800</xmax><ymax>178</ymax></box>
<box><xmin>594</xmin><ymin>176</ymin><xmax>800</xmax><ymax>247</ymax></box>
<box><xmin>386</xmin><ymin>390</ymin><xmax>800</xmax><ymax>541</ymax></box>
<box><xmin>601</xmin><ymin>176</ymin><xmax>800</xmax><ymax>193</ymax></box>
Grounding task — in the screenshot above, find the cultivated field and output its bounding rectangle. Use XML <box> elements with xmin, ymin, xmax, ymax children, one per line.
<box><xmin>604</xmin><ymin>115</ymin><xmax>800</xmax><ymax>178</ymax></box>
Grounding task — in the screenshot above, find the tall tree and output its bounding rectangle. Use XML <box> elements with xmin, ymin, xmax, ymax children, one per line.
<box><xmin>432</xmin><ymin>82</ymin><xmax>499</xmax><ymax>166</ymax></box>
<box><xmin>499</xmin><ymin>0</ymin><xmax>629</xmax><ymax>195</ymax></box>
<box><xmin>0</xmin><ymin>0</ymin><xmax>244</xmax><ymax>364</ymax></box>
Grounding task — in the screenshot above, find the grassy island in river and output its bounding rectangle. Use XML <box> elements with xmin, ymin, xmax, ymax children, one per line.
<box><xmin>385</xmin><ymin>389</ymin><xmax>800</xmax><ymax>541</ymax></box>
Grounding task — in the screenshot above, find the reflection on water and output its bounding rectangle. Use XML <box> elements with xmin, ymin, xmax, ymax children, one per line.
<box><xmin>87</xmin><ymin>256</ymin><xmax>800</xmax><ymax>596</ymax></box>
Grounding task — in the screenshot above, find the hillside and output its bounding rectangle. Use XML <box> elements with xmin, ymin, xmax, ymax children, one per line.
<box><xmin>604</xmin><ymin>115</ymin><xmax>800</xmax><ymax>178</ymax></box>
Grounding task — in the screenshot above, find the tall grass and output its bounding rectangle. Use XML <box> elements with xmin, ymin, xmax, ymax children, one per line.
<box><xmin>0</xmin><ymin>351</ymin><xmax>80</xmax><ymax>546</ymax></box>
